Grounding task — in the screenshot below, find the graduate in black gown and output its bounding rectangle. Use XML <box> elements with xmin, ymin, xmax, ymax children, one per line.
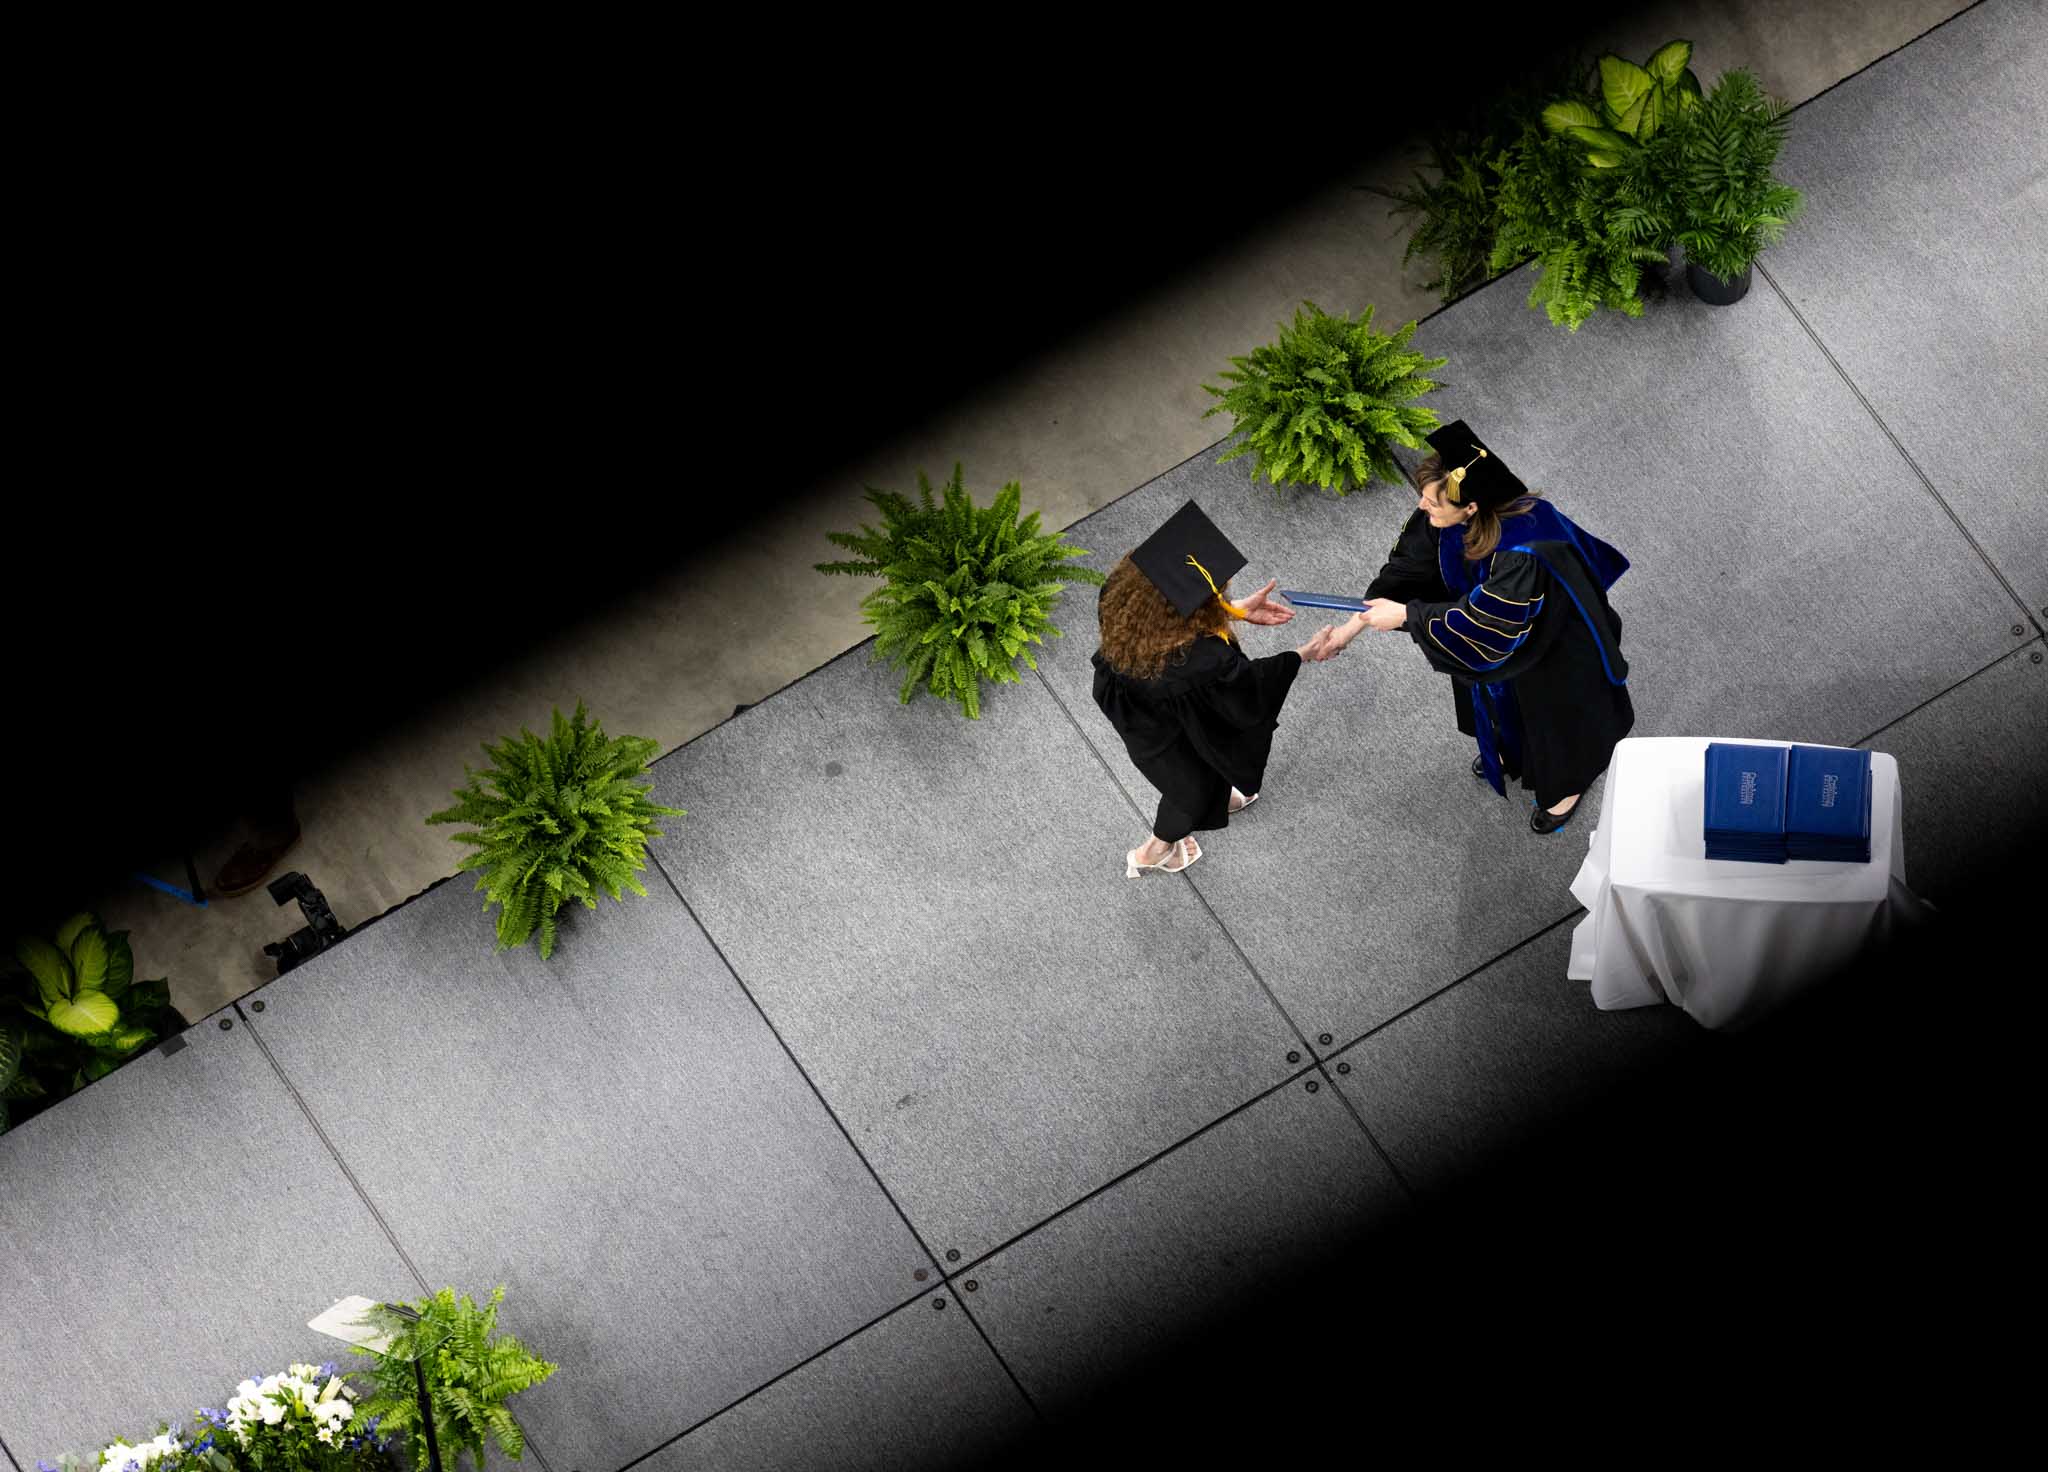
<box><xmin>1321</xmin><ymin>421</ymin><xmax>1633</xmax><ymax>834</ymax></box>
<box><xmin>1091</xmin><ymin>501</ymin><xmax>1342</xmax><ymax>876</ymax></box>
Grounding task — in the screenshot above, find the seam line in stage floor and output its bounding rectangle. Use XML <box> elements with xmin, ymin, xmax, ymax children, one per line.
<box><xmin>1331</xmin><ymin>906</ymin><xmax>1594</xmax><ymax>1054</ymax></box>
<box><xmin>1027</xmin><ymin>666</ymin><xmax>1323</xmax><ymax>1056</ymax></box>
<box><xmin>895</xmin><ymin>1055</ymin><xmax>1411</xmax><ymax>1287</ymax></box>
<box><xmin>1028</xmin><ymin>664</ymin><xmax>1421</xmax><ymax>1197</ymax></box>
<box><xmin>1851</xmin><ymin>637</ymin><xmax>2046</xmax><ymax>747</ymax></box>
<box><xmin>235</xmin><ymin>1001</ymin><xmax>566</xmax><ymax>1472</ymax></box>
<box><xmin>1762</xmin><ymin>0</ymin><xmax>1988</xmax><ymax>122</ymax></box>
<box><xmin>640</xmin><ymin>848</ymin><xmax>1046</xmax><ymax>1449</ymax></box>
<box><xmin>235</xmin><ymin>1001</ymin><xmax>438</xmax><ymax>1305</ymax></box>
<box><xmin>1755</xmin><ymin>256</ymin><xmax>2044</xmax><ymax>638</ymax></box>
<box><xmin>611</xmin><ymin>1278</ymin><xmax>1022</xmax><ymax>1472</ymax></box>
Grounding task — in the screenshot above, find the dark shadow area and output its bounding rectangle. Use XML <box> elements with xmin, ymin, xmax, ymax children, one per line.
<box><xmin>957</xmin><ymin>835</ymin><xmax>2036</xmax><ymax>1468</ymax></box>
<box><xmin>3</xmin><ymin>5</ymin><xmax>1653</xmax><ymax>940</ymax></box>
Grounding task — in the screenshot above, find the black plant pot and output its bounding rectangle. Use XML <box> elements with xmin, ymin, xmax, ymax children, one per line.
<box><xmin>1686</xmin><ymin>260</ymin><xmax>1752</xmax><ymax>305</ymax></box>
<box><xmin>1639</xmin><ymin>242</ymin><xmax>1680</xmax><ymax>299</ymax></box>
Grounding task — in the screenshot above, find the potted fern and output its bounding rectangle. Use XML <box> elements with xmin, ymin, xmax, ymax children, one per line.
<box><xmin>816</xmin><ymin>464</ymin><xmax>1105</xmax><ymax>719</ymax></box>
<box><xmin>1202</xmin><ymin>302</ymin><xmax>1446</xmax><ymax>492</ymax></box>
<box><xmin>427</xmin><ymin>702</ymin><xmax>683</xmax><ymax>960</ymax></box>
<box><xmin>1669</xmin><ymin>69</ymin><xmax>1802</xmax><ymax>304</ymax></box>
<box><xmin>351</xmin><ymin>1286</ymin><xmax>557</xmax><ymax>1469</ymax></box>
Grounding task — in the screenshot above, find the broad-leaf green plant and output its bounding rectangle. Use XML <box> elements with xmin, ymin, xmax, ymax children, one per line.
<box><xmin>428</xmin><ymin>703</ymin><xmax>683</xmax><ymax>960</ymax></box>
<box><xmin>1489</xmin><ymin>120</ymin><xmax>1668</xmax><ymax>330</ymax></box>
<box><xmin>816</xmin><ymin>465</ymin><xmax>1105</xmax><ymax>719</ymax></box>
<box><xmin>352</xmin><ymin>1286</ymin><xmax>556</xmax><ymax>1471</ymax></box>
<box><xmin>1544</xmin><ymin>39</ymin><xmax>1703</xmax><ymax>166</ymax></box>
<box><xmin>1202</xmin><ymin>302</ymin><xmax>1446</xmax><ymax>494</ymax></box>
<box><xmin>2</xmin><ymin>913</ymin><xmax>180</xmax><ymax>1133</ymax></box>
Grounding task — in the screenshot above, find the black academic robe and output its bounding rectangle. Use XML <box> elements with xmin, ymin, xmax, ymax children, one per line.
<box><xmin>1090</xmin><ymin>631</ymin><xmax>1303</xmax><ymax>841</ymax></box>
<box><xmin>1365</xmin><ymin>504</ymin><xmax>1634</xmax><ymax>808</ymax></box>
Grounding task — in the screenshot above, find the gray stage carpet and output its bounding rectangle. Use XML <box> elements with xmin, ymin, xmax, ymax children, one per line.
<box><xmin>4</xmin><ymin>3</ymin><xmax>2043</xmax><ymax>1463</ymax></box>
<box><xmin>1764</xmin><ymin>0</ymin><xmax>2048</xmax><ymax>616</ymax></box>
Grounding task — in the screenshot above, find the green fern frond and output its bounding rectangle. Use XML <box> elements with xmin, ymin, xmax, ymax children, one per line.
<box><xmin>351</xmin><ymin>1284</ymin><xmax>557</xmax><ymax>1469</ymax></box>
<box><xmin>816</xmin><ymin>464</ymin><xmax>1102</xmax><ymax>720</ymax></box>
<box><xmin>1653</xmin><ymin>67</ymin><xmax>1801</xmax><ymax>280</ymax></box>
<box><xmin>1200</xmin><ymin>301</ymin><xmax>1445</xmax><ymax>496</ymax></box>
<box><xmin>428</xmin><ymin>707</ymin><xmax>682</xmax><ymax>960</ymax></box>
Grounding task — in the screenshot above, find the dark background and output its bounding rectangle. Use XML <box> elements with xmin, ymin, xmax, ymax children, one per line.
<box><xmin>968</xmin><ymin>894</ymin><xmax>2030</xmax><ymax>1465</ymax></box>
<box><xmin>11</xmin><ymin>8</ymin><xmax>1664</xmax><ymax>926</ymax></box>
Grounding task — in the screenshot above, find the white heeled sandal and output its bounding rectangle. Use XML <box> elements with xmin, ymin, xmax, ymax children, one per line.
<box><xmin>1126</xmin><ymin>836</ymin><xmax>1201</xmax><ymax>878</ymax></box>
<box><xmin>1229</xmin><ymin>788</ymin><xmax>1259</xmax><ymax>814</ymax></box>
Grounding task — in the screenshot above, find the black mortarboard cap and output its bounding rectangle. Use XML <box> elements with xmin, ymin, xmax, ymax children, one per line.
<box><xmin>1129</xmin><ymin>500</ymin><xmax>1248</xmax><ymax>617</ymax></box>
<box><xmin>1424</xmin><ymin>420</ymin><xmax>1529</xmax><ymax>511</ymax></box>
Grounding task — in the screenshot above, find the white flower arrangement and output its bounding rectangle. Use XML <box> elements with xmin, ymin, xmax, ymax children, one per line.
<box><xmin>224</xmin><ymin>1363</ymin><xmax>357</xmax><ymax>1446</ymax></box>
<box><xmin>43</xmin><ymin>1361</ymin><xmax>393</xmax><ymax>1472</ymax></box>
<box><xmin>95</xmin><ymin>1433</ymin><xmax>183</xmax><ymax>1472</ymax></box>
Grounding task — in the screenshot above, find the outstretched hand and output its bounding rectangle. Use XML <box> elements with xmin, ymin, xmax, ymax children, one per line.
<box><xmin>1236</xmin><ymin>578</ymin><xmax>1296</xmax><ymax>626</ymax></box>
<box><xmin>1363</xmin><ymin>598</ymin><xmax>1407</xmax><ymax>632</ymax></box>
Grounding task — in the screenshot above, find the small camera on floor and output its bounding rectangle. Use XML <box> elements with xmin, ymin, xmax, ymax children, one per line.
<box><xmin>263</xmin><ymin>870</ymin><xmax>346</xmax><ymax>974</ymax></box>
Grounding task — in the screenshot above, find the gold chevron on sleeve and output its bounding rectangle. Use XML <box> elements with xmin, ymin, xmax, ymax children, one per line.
<box><xmin>1443</xmin><ymin>612</ymin><xmax>1516</xmax><ymax>659</ymax></box>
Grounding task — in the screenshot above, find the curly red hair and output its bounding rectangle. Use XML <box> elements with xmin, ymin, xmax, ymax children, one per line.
<box><xmin>1096</xmin><ymin>555</ymin><xmax>1233</xmax><ymax>679</ymax></box>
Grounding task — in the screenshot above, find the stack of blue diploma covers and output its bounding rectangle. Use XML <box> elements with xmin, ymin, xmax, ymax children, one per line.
<box><xmin>1785</xmin><ymin>745</ymin><xmax>1873</xmax><ymax>863</ymax></box>
<box><xmin>1703</xmin><ymin>743</ymin><xmax>1790</xmax><ymax>863</ymax></box>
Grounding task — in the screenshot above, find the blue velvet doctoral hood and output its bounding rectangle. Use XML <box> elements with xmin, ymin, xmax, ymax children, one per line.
<box><xmin>1437</xmin><ymin>499</ymin><xmax>1629</xmax><ymax>600</ymax></box>
<box><xmin>1437</xmin><ymin>499</ymin><xmax>1630</xmax><ymax>801</ymax></box>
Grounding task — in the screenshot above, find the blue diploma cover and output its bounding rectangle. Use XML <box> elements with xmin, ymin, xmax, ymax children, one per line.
<box><xmin>1279</xmin><ymin>590</ymin><xmax>1370</xmax><ymax>612</ymax></box>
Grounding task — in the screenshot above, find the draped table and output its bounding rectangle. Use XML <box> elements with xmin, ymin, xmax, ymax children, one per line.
<box><xmin>1567</xmin><ymin>736</ymin><xmax>1936</xmax><ymax>1030</ymax></box>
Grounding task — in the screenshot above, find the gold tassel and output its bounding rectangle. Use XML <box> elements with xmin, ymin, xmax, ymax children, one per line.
<box><xmin>1443</xmin><ymin>446</ymin><xmax>1487</xmax><ymax>504</ymax></box>
<box><xmin>1185</xmin><ymin>554</ymin><xmax>1248</xmax><ymax>617</ymax></box>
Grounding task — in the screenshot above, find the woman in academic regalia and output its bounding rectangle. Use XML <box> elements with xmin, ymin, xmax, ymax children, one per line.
<box><xmin>1321</xmin><ymin>420</ymin><xmax>1634</xmax><ymax>834</ymax></box>
<box><xmin>1091</xmin><ymin>500</ymin><xmax>1341</xmax><ymax>876</ymax></box>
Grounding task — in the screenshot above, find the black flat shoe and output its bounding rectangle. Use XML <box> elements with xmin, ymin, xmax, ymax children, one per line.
<box><xmin>1473</xmin><ymin>754</ymin><xmax>1521</xmax><ymax>783</ymax></box>
<box><xmin>1530</xmin><ymin>799</ymin><xmax>1581</xmax><ymax>835</ymax></box>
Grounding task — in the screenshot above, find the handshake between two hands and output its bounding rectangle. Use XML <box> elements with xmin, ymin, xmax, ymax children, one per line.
<box><xmin>1236</xmin><ymin>579</ymin><xmax>1405</xmax><ymax>663</ymax></box>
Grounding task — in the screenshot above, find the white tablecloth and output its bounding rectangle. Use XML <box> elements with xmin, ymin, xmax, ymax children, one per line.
<box><xmin>1568</xmin><ymin>736</ymin><xmax>1936</xmax><ymax>1030</ymax></box>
